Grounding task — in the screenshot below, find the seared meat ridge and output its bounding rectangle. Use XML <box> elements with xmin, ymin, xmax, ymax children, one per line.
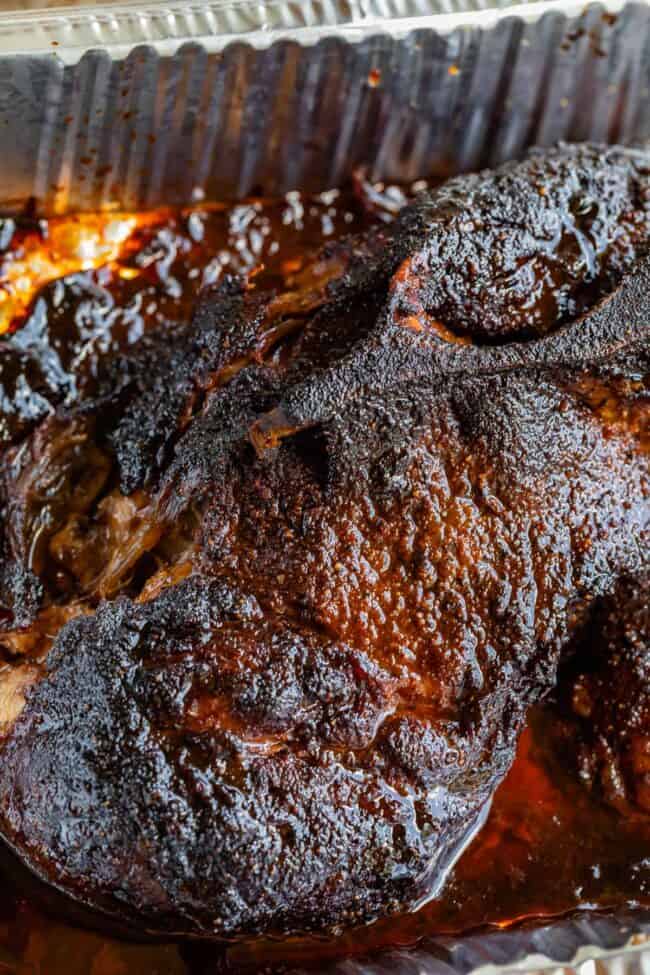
<box><xmin>0</xmin><ymin>143</ymin><xmax>647</xmax><ymax>938</ymax></box>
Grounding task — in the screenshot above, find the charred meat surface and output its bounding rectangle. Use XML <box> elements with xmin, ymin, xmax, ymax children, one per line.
<box><xmin>0</xmin><ymin>143</ymin><xmax>647</xmax><ymax>939</ymax></box>
<box><xmin>557</xmin><ymin>576</ymin><xmax>650</xmax><ymax>815</ymax></box>
<box><xmin>389</xmin><ymin>143</ymin><xmax>650</xmax><ymax>341</ymax></box>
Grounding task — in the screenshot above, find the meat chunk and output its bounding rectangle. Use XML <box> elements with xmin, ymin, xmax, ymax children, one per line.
<box><xmin>390</xmin><ymin>143</ymin><xmax>650</xmax><ymax>341</ymax></box>
<box><xmin>0</xmin><ymin>577</ymin><xmax>506</xmax><ymax>937</ymax></box>
<box><xmin>0</xmin><ymin>143</ymin><xmax>647</xmax><ymax>940</ymax></box>
<box><xmin>558</xmin><ymin>577</ymin><xmax>650</xmax><ymax>815</ymax></box>
<box><xmin>0</xmin><ymin>558</ymin><xmax>42</xmax><ymax>632</ymax></box>
<box><xmin>107</xmin><ymin>143</ymin><xmax>650</xmax><ymax>497</ymax></box>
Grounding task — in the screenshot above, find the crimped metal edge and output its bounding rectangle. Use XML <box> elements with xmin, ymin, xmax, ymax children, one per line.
<box><xmin>0</xmin><ymin>0</ymin><xmax>631</xmax><ymax>59</ymax></box>
<box><xmin>287</xmin><ymin>912</ymin><xmax>650</xmax><ymax>974</ymax></box>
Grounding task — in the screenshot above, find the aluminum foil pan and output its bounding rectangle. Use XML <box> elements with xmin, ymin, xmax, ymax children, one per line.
<box><xmin>0</xmin><ymin>0</ymin><xmax>648</xmax><ymax>972</ymax></box>
<box><xmin>284</xmin><ymin>912</ymin><xmax>650</xmax><ymax>974</ymax></box>
<box><xmin>1</xmin><ymin>0</ymin><xmax>650</xmax><ymax>212</ymax></box>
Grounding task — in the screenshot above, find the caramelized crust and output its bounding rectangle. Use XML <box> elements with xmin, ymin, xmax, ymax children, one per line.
<box><xmin>390</xmin><ymin>144</ymin><xmax>650</xmax><ymax>341</ymax></box>
<box><xmin>0</xmin><ymin>144</ymin><xmax>647</xmax><ymax>939</ymax></box>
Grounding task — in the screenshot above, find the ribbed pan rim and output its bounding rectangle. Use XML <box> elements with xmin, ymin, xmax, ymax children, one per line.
<box><xmin>0</xmin><ymin>0</ymin><xmax>631</xmax><ymax>59</ymax></box>
<box><xmin>279</xmin><ymin>910</ymin><xmax>650</xmax><ymax>974</ymax></box>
